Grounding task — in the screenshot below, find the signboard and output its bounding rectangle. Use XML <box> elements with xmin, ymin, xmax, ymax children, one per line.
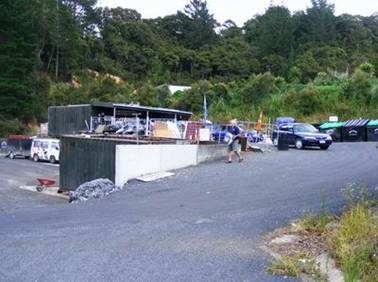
<box><xmin>329</xmin><ymin>116</ymin><xmax>338</xmax><ymax>122</ymax></box>
<box><xmin>199</xmin><ymin>128</ymin><xmax>211</xmax><ymax>141</ymax></box>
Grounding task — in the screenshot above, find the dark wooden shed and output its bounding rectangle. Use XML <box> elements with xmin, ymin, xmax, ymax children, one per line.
<box><xmin>59</xmin><ymin>135</ymin><xmax>175</xmax><ymax>191</ymax></box>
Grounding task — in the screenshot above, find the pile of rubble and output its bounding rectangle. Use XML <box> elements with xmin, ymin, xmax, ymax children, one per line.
<box><xmin>69</xmin><ymin>178</ymin><xmax>122</xmax><ymax>203</ymax></box>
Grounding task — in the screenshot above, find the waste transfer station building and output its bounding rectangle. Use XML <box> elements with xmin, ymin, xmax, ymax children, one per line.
<box><xmin>48</xmin><ymin>102</ymin><xmax>192</xmax><ymax>136</ymax></box>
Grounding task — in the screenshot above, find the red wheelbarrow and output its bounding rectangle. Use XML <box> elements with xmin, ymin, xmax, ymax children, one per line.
<box><xmin>36</xmin><ymin>178</ymin><xmax>56</xmax><ymax>192</ymax></box>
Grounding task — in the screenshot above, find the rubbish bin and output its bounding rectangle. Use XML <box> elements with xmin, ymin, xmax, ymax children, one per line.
<box><xmin>319</xmin><ymin>122</ymin><xmax>345</xmax><ymax>142</ymax></box>
<box><xmin>239</xmin><ymin>136</ymin><xmax>247</xmax><ymax>151</ymax></box>
<box><xmin>342</xmin><ymin>119</ymin><xmax>369</xmax><ymax>142</ymax></box>
<box><xmin>366</xmin><ymin>120</ymin><xmax>378</xmax><ymax>142</ymax></box>
<box><xmin>277</xmin><ymin>133</ymin><xmax>289</xmax><ymax>151</ymax></box>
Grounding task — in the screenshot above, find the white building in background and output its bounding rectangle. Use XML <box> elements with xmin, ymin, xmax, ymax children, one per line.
<box><xmin>168</xmin><ymin>85</ymin><xmax>191</xmax><ymax>95</ymax></box>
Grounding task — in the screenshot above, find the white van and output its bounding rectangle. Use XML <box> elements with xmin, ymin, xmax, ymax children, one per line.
<box><xmin>30</xmin><ymin>138</ymin><xmax>60</xmax><ymax>163</ymax></box>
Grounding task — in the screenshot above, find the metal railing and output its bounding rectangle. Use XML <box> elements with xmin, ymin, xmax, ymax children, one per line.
<box><xmin>89</xmin><ymin>115</ymin><xmax>274</xmax><ymax>144</ymax></box>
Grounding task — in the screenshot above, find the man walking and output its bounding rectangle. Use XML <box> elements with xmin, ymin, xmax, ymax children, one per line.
<box><xmin>226</xmin><ymin>119</ymin><xmax>243</xmax><ymax>163</ymax></box>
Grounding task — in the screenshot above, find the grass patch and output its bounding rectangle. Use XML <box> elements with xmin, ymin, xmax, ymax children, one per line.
<box><xmin>266</xmin><ymin>255</ymin><xmax>298</xmax><ymax>277</ymax></box>
<box><xmin>266</xmin><ymin>255</ymin><xmax>326</xmax><ymax>280</ymax></box>
<box><xmin>265</xmin><ymin>184</ymin><xmax>378</xmax><ymax>281</ymax></box>
<box><xmin>298</xmin><ymin>191</ymin><xmax>334</xmax><ymax>235</ymax></box>
<box><xmin>327</xmin><ymin>184</ymin><xmax>378</xmax><ymax>282</ymax></box>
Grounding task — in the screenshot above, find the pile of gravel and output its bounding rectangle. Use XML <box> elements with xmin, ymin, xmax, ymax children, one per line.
<box><xmin>69</xmin><ymin>178</ymin><xmax>122</xmax><ymax>203</ymax></box>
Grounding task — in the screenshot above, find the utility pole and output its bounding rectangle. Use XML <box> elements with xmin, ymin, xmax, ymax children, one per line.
<box><xmin>55</xmin><ymin>0</ymin><xmax>60</xmax><ymax>80</ymax></box>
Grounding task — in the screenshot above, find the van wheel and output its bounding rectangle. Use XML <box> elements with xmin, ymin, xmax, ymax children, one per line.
<box><xmin>9</xmin><ymin>152</ymin><xmax>15</xmax><ymax>159</ymax></box>
<box><xmin>33</xmin><ymin>154</ymin><xmax>39</xmax><ymax>162</ymax></box>
<box><xmin>49</xmin><ymin>156</ymin><xmax>56</xmax><ymax>164</ymax></box>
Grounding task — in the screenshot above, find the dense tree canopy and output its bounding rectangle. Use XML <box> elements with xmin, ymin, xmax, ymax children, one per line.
<box><xmin>0</xmin><ymin>0</ymin><xmax>377</xmax><ymax>135</ymax></box>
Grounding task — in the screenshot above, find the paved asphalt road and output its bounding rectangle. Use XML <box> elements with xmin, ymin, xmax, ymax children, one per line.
<box><xmin>1</xmin><ymin>143</ymin><xmax>377</xmax><ymax>282</ymax></box>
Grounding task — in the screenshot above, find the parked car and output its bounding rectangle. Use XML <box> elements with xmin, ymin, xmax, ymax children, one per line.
<box><xmin>272</xmin><ymin>123</ymin><xmax>332</xmax><ymax>150</ymax></box>
<box><xmin>211</xmin><ymin>125</ymin><xmax>228</xmax><ymax>142</ymax></box>
<box><xmin>275</xmin><ymin>117</ymin><xmax>296</xmax><ymax>127</ymax></box>
<box><xmin>31</xmin><ymin>138</ymin><xmax>60</xmax><ymax>163</ymax></box>
<box><xmin>211</xmin><ymin>125</ymin><xmax>263</xmax><ymax>143</ymax></box>
<box><xmin>245</xmin><ymin>130</ymin><xmax>264</xmax><ymax>143</ymax></box>
<box><xmin>4</xmin><ymin>135</ymin><xmax>33</xmax><ymax>159</ymax></box>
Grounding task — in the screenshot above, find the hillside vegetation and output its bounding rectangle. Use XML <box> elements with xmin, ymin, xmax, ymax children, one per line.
<box><xmin>1</xmin><ymin>0</ymin><xmax>378</xmax><ymax>135</ymax></box>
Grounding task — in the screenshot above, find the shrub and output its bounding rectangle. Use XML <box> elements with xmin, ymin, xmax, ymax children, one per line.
<box><xmin>327</xmin><ymin>185</ymin><xmax>378</xmax><ymax>282</ymax></box>
<box><xmin>240</xmin><ymin>72</ymin><xmax>276</xmax><ymax>105</ymax></box>
<box><xmin>0</xmin><ymin>119</ymin><xmax>24</xmax><ymax>137</ymax></box>
<box><xmin>359</xmin><ymin>63</ymin><xmax>375</xmax><ymax>76</ymax></box>
<box><xmin>284</xmin><ymin>84</ymin><xmax>322</xmax><ymax>116</ymax></box>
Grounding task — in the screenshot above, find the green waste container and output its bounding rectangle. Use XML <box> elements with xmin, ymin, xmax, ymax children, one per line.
<box><xmin>319</xmin><ymin>122</ymin><xmax>345</xmax><ymax>142</ymax></box>
<box><xmin>367</xmin><ymin>120</ymin><xmax>378</xmax><ymax>142</ymax></box>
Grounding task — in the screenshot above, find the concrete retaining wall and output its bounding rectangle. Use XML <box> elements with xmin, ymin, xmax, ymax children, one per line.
<box><xmin>115</xmin><ymin>144</ymin><xmax>226</xmax><ymax>186</ymax></box>
<box><xmin>115</xmin><ymin>144</ymin><xmax>198</xmax><ymax>186</ymax></box>
<box><xmin>197</xmin><ymin>144</ymin><xmax>226</xmax><ymax>163</ymax></box>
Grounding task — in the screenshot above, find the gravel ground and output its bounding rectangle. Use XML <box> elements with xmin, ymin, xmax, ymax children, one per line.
<box><xmin>0</xmin><ymin>143</ymin><xmax>377</xmax><ymax>281</ymax></box>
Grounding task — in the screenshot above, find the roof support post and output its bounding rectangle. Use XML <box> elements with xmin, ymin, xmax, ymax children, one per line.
<box><xmin>112</xmin><ymin>107</ymin><xmax>116</xmax><ymax>125</ymax></box>
<box><xmin>146</xmin><ymin>111</ymin><xmax>150</xmax><ymax>136</ymax></box>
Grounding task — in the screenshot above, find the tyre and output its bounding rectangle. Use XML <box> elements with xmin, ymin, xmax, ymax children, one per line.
<box><xmin>320</xmin><ymin>145</ymin><xmax>329</xmax><ymax>150</ymax></box>
<box><xmin>36</xmin><ymin>185</ymin><xmax>44</xmax><ymax>192</ymax></box>
<box><xmin>49</xmin><ymin>156</ymin><xmax>56</xmax><ymax>164</ymax></box>
<box><xmin>9</xmin><ymin>152</ymin><xmax>15</xmax><ymax>159</ymax></box>
<box><xmin>33</xmin><ymin>154</ymin><xmax>39</xmax><ymax>162</ymax></box>
<box><xmin>295</xmin><ymin>138</ymin><xmax>304</xmax><ymax>149</ymax></box>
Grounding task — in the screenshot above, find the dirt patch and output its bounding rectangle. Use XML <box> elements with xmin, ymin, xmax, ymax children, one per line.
<box><xmin>263</xmin><ymin>221</ymin><xmax>327</xmax><ymax>259</ymax></box>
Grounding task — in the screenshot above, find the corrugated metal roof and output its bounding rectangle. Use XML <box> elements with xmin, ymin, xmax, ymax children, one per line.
<box><xmin>344</xmin><ymin>119</ymin><xmax>370</xmax><ymax>127</ymax></box>
<box><xmin>92</xmin><ymin>101</ymin><xmax>192</xmax><ymax>116</ymax></box>
<box><xmin>319</xmin><ymin>122</ymin><xmax>346</xmax><ymax>129</ymax></box>
<box><xmin>367</xmin><ymin>120</ymin><xmax>378</xmax><ymax>126</ymax></box>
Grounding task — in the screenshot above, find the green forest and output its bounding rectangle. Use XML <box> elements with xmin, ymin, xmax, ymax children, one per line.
<box><xmin>1</xmin><ymin>0</ymin><xmax>378</xmax><ymax>135</ymax></box>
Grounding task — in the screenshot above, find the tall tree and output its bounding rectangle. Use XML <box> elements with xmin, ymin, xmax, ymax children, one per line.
<box><xmin>298</xmin><ymin>0</ymin><xmax>337</xmax><ymax>44</ymax></box>
<box><xmin>180</xmin><ymin>0</ymin><xmax>219</xmax><ymax>49</ymax></box>
<box><xmin>101</xmin><ymin>7</ymin><xmax>160</xmax><ymax>80</ymax></box>
<box><xmin>0</xmin><ymin>0</ymin><xmax>38</xmax><ymax>121</ymax></box>
<box><xmin>246</xmin><ymin>6</ymin><xmax>295</xmax><ymax>58</ymax></box>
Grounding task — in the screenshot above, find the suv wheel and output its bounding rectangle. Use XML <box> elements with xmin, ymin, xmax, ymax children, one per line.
<box><xmin>295</xmin><ymin>139</ymin><xmax>304</xmax><ymax>149</ymax></box>
<box><xmin>33</xmin><ymin>154</ymin><xmax>39</xmax><ymax>162</ymax></box>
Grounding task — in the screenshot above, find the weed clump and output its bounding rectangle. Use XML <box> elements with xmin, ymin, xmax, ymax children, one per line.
<box><xmin>265</xmin><ymin>184</ymin><xmax>378</xmax><ymax>281</ymax></box>
<box><xmin>327</xmin><ymin>184</ymin><xmax>378</xmax><ymax>282</ymax></box>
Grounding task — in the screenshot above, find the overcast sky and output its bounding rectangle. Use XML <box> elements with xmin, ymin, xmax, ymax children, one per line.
<box><xmin>98</xmin><ymin>0</ymin><xmax>377</xmax><ymax>26</ymax></box>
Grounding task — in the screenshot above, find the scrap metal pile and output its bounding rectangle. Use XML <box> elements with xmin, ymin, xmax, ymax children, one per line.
<box><xmin>91</xmin><ymin>115</ymin><xmax>269</xmax><ymax>145</ymax></box>
<box><xmin>68</xmin><ymin>178</ymin><xmax>121</xmax><ymax>203</ymax></box>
